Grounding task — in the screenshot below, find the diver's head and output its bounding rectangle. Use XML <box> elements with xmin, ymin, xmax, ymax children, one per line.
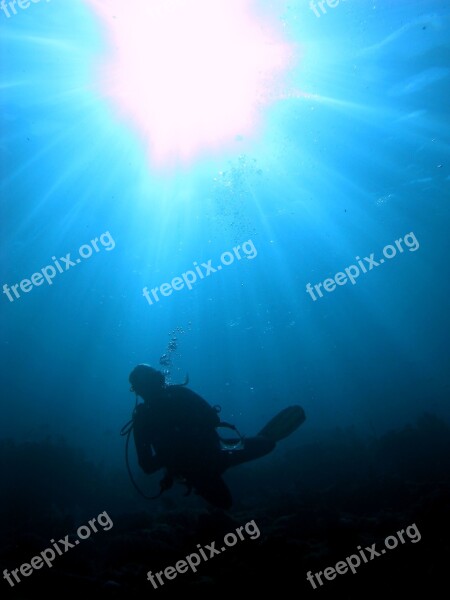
<box><xmin>129</xmin><ymin>364</ymin><xmax>165</xmax><ymax>400</ymax></box>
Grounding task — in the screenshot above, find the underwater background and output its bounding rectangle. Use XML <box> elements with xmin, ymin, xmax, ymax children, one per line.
<box><xmin>1</xmin><ymin>0</ymin><xmax>449</xmax><ymax>596</ymax></box>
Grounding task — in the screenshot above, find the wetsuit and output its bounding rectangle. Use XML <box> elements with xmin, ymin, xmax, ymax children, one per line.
<box><xmin>133</xmin><ymin>385</ymin><xmax>274</xmax><ymax>508</ymax></box>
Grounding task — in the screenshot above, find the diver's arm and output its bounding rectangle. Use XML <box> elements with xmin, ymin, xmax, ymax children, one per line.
<box><xmin>133</xmin><ymin>406</ymin><xmax>163</xmax><ymax>474</ymax></box>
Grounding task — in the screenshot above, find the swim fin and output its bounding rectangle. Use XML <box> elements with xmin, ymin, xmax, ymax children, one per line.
<box><xmin>258</xmin><ymin>405</ymin><xmax>306</xmax><ymax>443</ymax></box>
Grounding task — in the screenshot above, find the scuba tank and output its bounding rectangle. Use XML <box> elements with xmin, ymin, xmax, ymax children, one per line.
<box><xmin>121</xmin><ymin>399</ymin><xmax>244</xmax><ymax>500</ymax></box>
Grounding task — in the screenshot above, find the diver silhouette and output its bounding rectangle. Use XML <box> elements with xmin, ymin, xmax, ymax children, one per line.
<box><xmin>127</xmin><ymin>364</ymin><xmax>305</xmax><ymax>509</ymax></box>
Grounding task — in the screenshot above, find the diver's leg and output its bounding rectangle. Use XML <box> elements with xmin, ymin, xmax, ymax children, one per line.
<box><xmin>221</xmin><ymin>436</ymin><xmax>275</xmax><ymax>471</ymax></box>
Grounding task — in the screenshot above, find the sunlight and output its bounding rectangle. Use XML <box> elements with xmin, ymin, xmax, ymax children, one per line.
<box><xmin>86</xmin><ymin>0</ymin><xmax>292</xmax><ymax>168</ymax></box>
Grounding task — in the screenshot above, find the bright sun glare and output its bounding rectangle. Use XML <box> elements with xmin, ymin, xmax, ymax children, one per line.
<box><xmin>87</xmin><ymin>0</ymin><xmax>292</xmax><ymax>167</ymax></box>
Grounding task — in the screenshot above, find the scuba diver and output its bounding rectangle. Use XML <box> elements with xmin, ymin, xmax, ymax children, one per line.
<box><xmin>124</xmin><ymin>364</ymin><xmax>305</xmax><ymax>509</ymax></box>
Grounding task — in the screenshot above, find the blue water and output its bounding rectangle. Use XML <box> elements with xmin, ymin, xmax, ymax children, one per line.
<box><xmin>1</xmin><ymin>0</ymin><xmax>449</xmax><ymax>467</ymax></box>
